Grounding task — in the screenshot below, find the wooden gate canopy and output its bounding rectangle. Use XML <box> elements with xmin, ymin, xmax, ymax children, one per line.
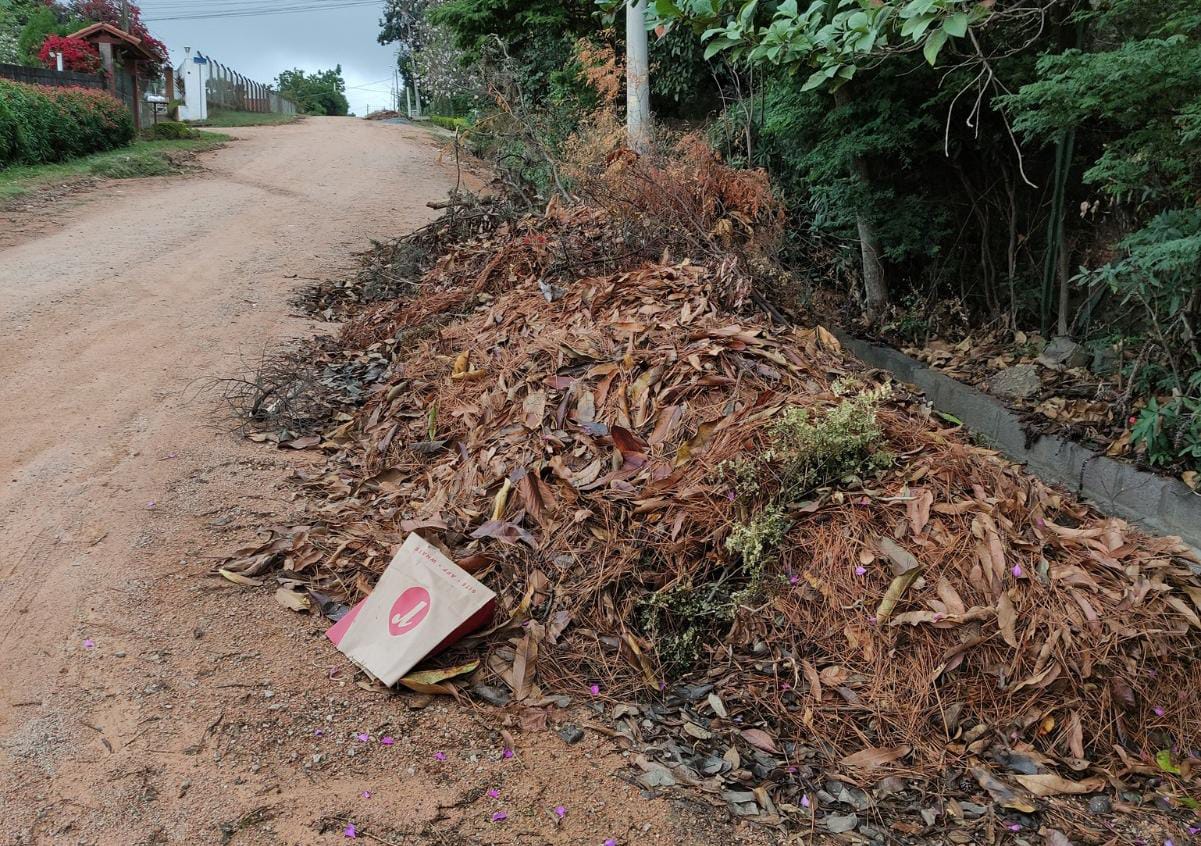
<box><xmin>67</xmin><ymin>22</ymin><xmax>159</xmax><ymax>130</ymax></box>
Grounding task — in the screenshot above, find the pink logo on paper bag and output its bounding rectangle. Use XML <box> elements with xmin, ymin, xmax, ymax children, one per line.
<box><xmin>388</xmin><ymin>587</ymin><xmax>431</xmax><ymax>636</ymax></box>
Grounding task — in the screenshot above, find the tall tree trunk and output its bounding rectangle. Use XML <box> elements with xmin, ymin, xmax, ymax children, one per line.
<box><xmin>834</xmin><ymin>87</ymin><xmax>888</xmax><ymax>320</ymax></box>
<box><xmin>626</xmin><ymin>0</ymin><xmax>651</xmax><ymax>153</ymax></box>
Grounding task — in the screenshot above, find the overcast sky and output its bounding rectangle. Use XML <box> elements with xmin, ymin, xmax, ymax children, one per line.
<box><xmin>137</xmin><ymin>1</ymin><xmax>399</xmax><ymax>116</ymax></box>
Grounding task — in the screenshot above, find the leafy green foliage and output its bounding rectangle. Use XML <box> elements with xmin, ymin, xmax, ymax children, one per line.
<box><xmin>724</xmin><ymin>386</ymin><xmax>891</xmax><ymax>587</ymax></box>
<box><xmin>1132</xmin><ymin>394</ymin><xmax>1201</xmax><ymax>472</ymax></box>
<box><xmin>16</xmin><ymin>3</ymin><xmax>62</xmax><ymax>65</ymax></box>
<box><xmin>427</xmin><ymin>114</ymin><xmax>470</xmax><ymax>131</ymax></box>
<box><xmin>656</xmin><ymin>0</ymin><xmax>987</xmax><ymax>90</ymax></box>
<box><xmin>1006</xmin><ymin>35</ymin><xmax>1201</xmax><ymax>205</ymax></box>
<box><xmin>0</xmin><ymin>79</ymin><xmax>133</xmax><ymax>167</ymax></box>
<box><xmin>147</xmin><ymin>120</ymin><xmax>194</xmax><ymax>140</ymax></box>
<box><xmin>639</xmin><ymin>580</ymin><xmax>733</xmax><ymax>676</ymax></box>
<box><xmin>275</xmin><ymin>67</ymin><xmax>349</xmax><ymax>116</ymax></box>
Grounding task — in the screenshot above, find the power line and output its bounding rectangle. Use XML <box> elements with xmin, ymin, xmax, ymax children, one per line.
<box><xmin>142</xmin><ymin>1</ymin><xmax>380</xmax><ymax>22</ymax></box>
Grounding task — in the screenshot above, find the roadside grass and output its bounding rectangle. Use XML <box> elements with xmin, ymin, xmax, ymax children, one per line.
<box><xmin>0</xmin><ymin>131</ymin><xmax>230</xmax><ymax>202</ymax></box>
<box><xmin>191</xmin><ymin>109</ymin><xmax>301</xmax><ymax>127</ymax></box>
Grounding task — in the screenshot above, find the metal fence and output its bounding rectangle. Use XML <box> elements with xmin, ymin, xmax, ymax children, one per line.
<box><xmin>0</xmin><ymin>63</ymin><xmax>104</xmax><ymax>90</ymax></box>
<box><xmin>175</xmin><ymin>55</ymin><xmax>295</xmax><ymax>116</ymax></box>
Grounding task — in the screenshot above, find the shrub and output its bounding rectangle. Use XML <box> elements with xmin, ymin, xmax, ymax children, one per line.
<box><xmin>428</xmin><ymin>114</ymin><xmax>469</xmax><ymax>132</ymax></box>
<box><xmin>148</xmin><ymin>120</ymin><xmax>194</xmax><ymax>140</ymax></box>
<box><xmin>0</xmin><ymin>80</ymin><xmax>133</xmax><ymax>168</ymax></box>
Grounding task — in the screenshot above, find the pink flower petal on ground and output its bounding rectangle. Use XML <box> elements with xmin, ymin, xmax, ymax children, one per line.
<box><xmin>491</xmin><ymin>811</ymin><xmax>507</xmax><ymax>822</ymax></box>
<box><xmin>854</xmin><ymin>566</ymin><xmax>867</xmax><ymax>576</ymax></box>
<box><xmin>780</xmin><ymin>682</ymin><xmax>791</xmax><ymax>691</ymax></box>
<box><xmin>801</xmin><ymin>794</ymin><xmax>810</xmax><ymax>808</ymax></box>
<box><xmin>355</xmin><ymin>733</ymin><xmax>369</xmax><ymax>742</ymax></box>
<box><xmin>1188</xmin><ymin>827</ymin><xmax>1200</xmax><ymax>835</ymax></box>
<box><xmin>380</xmin><ymin>736</ymin><xmax>395</xmax><ymax>746</ymax></box>
<box><xmin>83</xmin><ymin>639</ymin><xmax>95</xmax><ymax>649</ymax></box>
<box><xmin>487</xmin><ymin>788</ymin><xmax>500</xmax><ymax>799</ymax></box>
<box><xmin>1006</xmin><ymin>823</ymin><xmax>1021</xmax><ymax>832</ymax></box>
<box><xmin>147</xmin><ymin>501</ymin><xmax>156</xmax><ymax>509</ymax></box>
<box><xmin>502</xmin><ymin>747</ymin><xmax>514</xmax><ymax>759</ymax></box>
<box><xmin>604</xmin><ymin>840</ymin><xmax>617</xmax><ymax>846</ymax></box>
<box><xmin>1011</xmin><ymin>564</ymin><xmax>1023</xmax><ymax>578</ymax></box>
<box><xmin>314</xmin><ymin>729</ymin><xmax>324</xmax><ymax>737</ymax></box>
<box><xmin>344</xmin><ymin>823</ymin><xmax>357</xmax><ymax>838</ymax></box>
<box><xmin>1153</xmin><ymin>706</ymin><xmax>1166</xmax><ymax>717</ymax></box>
<box><xmin>434</xmin><ymin>751</ymin><xmax>447</xmax><ymax>761</ymax></box>
<box><xmin>788</xmin><ymin>574</ymin><xmax>799</xmax><ymax>586</ymax></box>
<box><xmin>554</xmin><ymin>805</ymin><xmax>567</xmax><ymax>818</ymax></box>
<box><xmin>360</xmin><ymin>791</ymin><xmax>372</xmax><ymax>799</ymax></box>
<box><xmin>589</xmin><ymin>684</ymin><xmax>600</xmax><ymax>695</ymax></box>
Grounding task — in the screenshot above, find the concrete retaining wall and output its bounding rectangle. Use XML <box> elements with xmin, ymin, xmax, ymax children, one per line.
<box><xmin>835</xmin><ymin>331</ymin><xmax>1201</xmax><ymax>551</ymax></box>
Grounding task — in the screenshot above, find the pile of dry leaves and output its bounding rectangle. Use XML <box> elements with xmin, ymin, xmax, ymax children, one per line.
<box><xmin>224</xmin><ymin>165</ymin><xmax>1201</xmax><ymax>839</ymax></box>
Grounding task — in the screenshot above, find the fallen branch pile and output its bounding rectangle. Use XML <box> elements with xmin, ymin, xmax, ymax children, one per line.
<box><xmin>225</xmin><ymin>183</ymin><xmax>1201</xmax><ymax>837</ymax></box>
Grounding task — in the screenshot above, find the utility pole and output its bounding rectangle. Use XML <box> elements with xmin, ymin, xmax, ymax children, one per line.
<box><xmin>625</xmin><ymin>0</ymin><xmax>651</xmax><ymax>153</ymax></box>
<box><xmin>120</xmin><ymin>0</ymin><xmax>130</xmax><ymax>30</ymax></box>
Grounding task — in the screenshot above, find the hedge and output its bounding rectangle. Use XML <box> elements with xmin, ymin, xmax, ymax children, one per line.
<box><xmin>0</xmin><ymin>80</ymin><xmax>134</xmax><ymax>168</ymax></box>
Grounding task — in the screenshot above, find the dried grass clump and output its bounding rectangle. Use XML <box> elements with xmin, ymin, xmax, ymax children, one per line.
<box><xmin>563</xmin><ymin>128</ymin><xmax>785</xmax><ymax>281</ymax></box>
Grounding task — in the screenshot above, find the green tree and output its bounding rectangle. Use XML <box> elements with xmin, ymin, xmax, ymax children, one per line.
<box><xmin>17</xmin><ymin>2</ymin><xmax>66</xmax><ymax>66</ymax></box>
<box><xmin>275</xmin><ymin>66</ymin><xmax>350</xmax><ymax>116</ymax></box>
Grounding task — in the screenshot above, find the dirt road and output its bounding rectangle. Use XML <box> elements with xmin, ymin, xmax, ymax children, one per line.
<box><xmin>0</xmin><ymin>119</ymin><xmax>768</xmax><ymax>845</ymax></box>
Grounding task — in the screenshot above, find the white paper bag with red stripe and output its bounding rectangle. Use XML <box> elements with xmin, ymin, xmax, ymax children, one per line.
<box><xmin>326</xmin><ymin>533</ymin><xmax>495</xmax><ymax>685</ymax></box>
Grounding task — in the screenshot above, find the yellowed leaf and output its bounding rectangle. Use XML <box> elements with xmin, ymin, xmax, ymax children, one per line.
<box><xmin>399</xmin><ymin>659</ymin><xmax>480</xmax><ymax>695</ymax></box>
<box><xmin>1012</xmin><ymin>774</ymin><xmax>1103</xmax><ymax>797</ymax></box>
<box><xmin>218</xmin><ymin>568</ymin><xmax>263</xmax><ymax>587</ymax></box>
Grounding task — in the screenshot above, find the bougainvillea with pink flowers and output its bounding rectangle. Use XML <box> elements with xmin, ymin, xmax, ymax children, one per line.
<box><xmin>37</xmin><ymin>35</ymin><xmax>101</xmax><ymax>73</ymax></box>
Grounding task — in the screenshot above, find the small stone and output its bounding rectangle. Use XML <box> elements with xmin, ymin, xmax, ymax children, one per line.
<box><xmin>1038</xmin><ymin>336</ymin><xmax>1089</xmax><ymax>369</ymax></box>
<box><xmin>988</xmin><ymin>364</ymin><xmax>1041</xmax><ymax>400</ymax></box>
<box><xmin>1087</xmin><ymin>794</ymin><xmax>1111</xmax><ymax>815</ymax></box>
<box><xmin>558</xmin><ymin>724</ymin><xmax>585</xmax><ymax>745</ymax></box>
<box><xmin>471</xmin><ymin>684</ymin><xmax>511</xmax><ymax>707</ymax></box>
<box><xmin>825</xmin><ymin>812</ymin><xmax>859</xmax><ymax>834</ymax></box>
<box><xmin>114</xmin><ymin>651</ymin><xmax>126</xmax><ymax>658</ymax></box>
<box><xmin>640</xmin><ymin>767</ymin><xmax>676</xmax><ymax>789</ymax></box>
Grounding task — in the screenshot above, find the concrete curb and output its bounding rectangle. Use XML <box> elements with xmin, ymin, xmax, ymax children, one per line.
<box><xmin>835</xmin><ymin>330</ymin><xmax>1201</xmax><ymax>551</ymax></box>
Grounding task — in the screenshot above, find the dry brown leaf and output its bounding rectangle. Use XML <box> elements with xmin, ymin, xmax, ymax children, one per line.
<box><xmin>839</xmin><ymin>745</ymin><xmax>911</xmax><ymax>770</ymax></box>
<box><xmin>907</xmin><ymin>488</ymin><xmax>933</xmax><ymax>537</ymax></box>
<box><xmin>740</xmin><ymin>728</ymin><xmax>779</xmax><ymax>755</ymax></box>
<box><xmin>996</xmin><ymin>591</ymin><xmax>1019</xmax><ymax>648</ymax></box>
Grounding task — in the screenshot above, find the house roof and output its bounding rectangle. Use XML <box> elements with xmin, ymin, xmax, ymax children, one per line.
<box><xmin>67</xmin><ymin>22</ymin><xmax>158</xmax><ymax>62</ymax></box>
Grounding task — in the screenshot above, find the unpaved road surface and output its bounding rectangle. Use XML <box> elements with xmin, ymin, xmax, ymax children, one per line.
<box><xmin>0</xmin><ymin>118</ymin><xmax>769</xmax><ymax>845</ymax></box>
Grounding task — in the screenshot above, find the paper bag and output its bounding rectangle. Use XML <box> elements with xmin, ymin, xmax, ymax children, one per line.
<box><xmin>326</xmin><ymin>533</ymin><xmax>495</xmax><ymax>685</ymax></box>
